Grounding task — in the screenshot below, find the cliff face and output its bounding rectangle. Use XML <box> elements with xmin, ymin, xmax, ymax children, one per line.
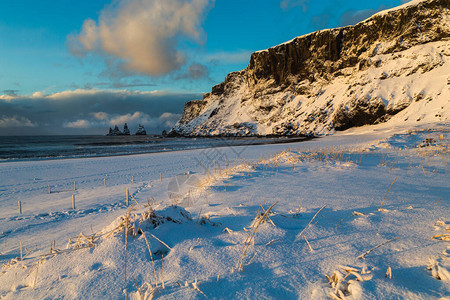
<box><xmin>172</xmin><ymin>0</ymin><xmax>450</xmax><ymax>136</ymax></box>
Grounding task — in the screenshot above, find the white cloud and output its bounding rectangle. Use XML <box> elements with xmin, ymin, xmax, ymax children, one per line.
<box><xmin>68</xmin><ymin>0</ymin><xmax>214</xmax><ymax>76</ymax></box>
<box><xmin>0</xmin><ymin>116</ymin><xmax>37</xmax><ymax>128</ymax></box>
<box><xmin>0</xmin><ymin>94</ymin><xmax>15</xmax><ymax>101</ymax></box>
<box><xmin>64</xmin><ymin>119</ymin><xmax>91</xmax><ymax>129</ymax></box>
<box><xmin>32</xmin><ymin>91</ymin><xmax>45</xmax><ymax>98</ymax></box>
<box><xmin>64</xmin><ymin>112</ymin><xmax>153</xmax><ymax>129</ymax></box>
<box><xmin>62</xmin><ymin>111</ymin><xmax>181</xmax><ymax>133</ymax></box>
<box><xmin>108</xmin><ymin>111</ymin><xmax>151</xmax><ymax>126</ymax></box>
<box><xmin>160</xmin><ymin>112</ymin><xmax>176</xmax><ymax>119</ymax></box>
<box><xmin>0</xmin><ymin>89</ymin><xmax>167</xmax><ymax>102</ymax></box>
<box><xmin>159</xmin><ymin>112</ymin><xmax>182</xmax><ymax>127</ymax></box>
<box><xmin>92</xmin><ymin>112</ymin><xmax>109</xmax><ymax>120</ymax></box>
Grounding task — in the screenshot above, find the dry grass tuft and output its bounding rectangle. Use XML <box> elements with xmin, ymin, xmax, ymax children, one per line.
<box><xmin>236</xmin><ymin>201</ymin><xmax>277</xmax><ymax>272</ymax></box>
<box><xmin>427</xmin><ymin>257</ymin><xmax>450</xmax><ymax>281</ymax></box>
<box><xmin>357</xmin><ymin>237</ymin><xmax>400</xmax><ymax>260</ymax></box>
<box><xmin>295</xmin><ymin>205</ymin><xmax>326</xmax><ymax>241</ymax></box>
<box><xmin>432</xmin><ymin>234</ymin><xmax>450</xmax><ymax>241</ymax></box>
<box><xmin>385</xmin><ymin>266</ymin><xmax>392</xmax><ymax>279</ymax></box>
<box><xmin>379</xmin><ymin>176</ymin><xmax>398</xmax><ymax>210</ymax></box>
<box><xmin>325</xmin><ymin>266</ymin><xmax>369</xmax><ymax>299</ymax></box>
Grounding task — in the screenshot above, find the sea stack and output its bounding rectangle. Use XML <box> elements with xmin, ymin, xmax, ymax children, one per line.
<box><xmin>123</xmin><ymin>123</ymin><xmax>130</xmax><ymax>135</ymax></box>
<box><xmin>106</xmin><ymin>125</ymin><xmax>123</xmax><ymax>136</ymax></box>
<box><xmin>106</xmin><ymin>124</ymin><xmax>132</xmax><ymax>136</ymax></box>
<box><xmin>135</xmin><ymin>124</ymin><xmax>147</xmax><ymax>135</ymax></box>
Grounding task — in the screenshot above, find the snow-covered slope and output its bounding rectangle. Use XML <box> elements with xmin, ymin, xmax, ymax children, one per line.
<box><xmin>171</xmin><ymin>0</ymin><xmax>450</xmax><ymax>137</ymax></box>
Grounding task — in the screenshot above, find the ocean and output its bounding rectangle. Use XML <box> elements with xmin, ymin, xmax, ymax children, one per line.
<box><xmin>0</xmin><ymin>135</ymin><xmax>306</xmax><ymax>162</ymax></box>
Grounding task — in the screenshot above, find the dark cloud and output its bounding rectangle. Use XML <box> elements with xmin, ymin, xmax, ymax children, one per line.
<box><xmin>3</xmin><ymin>90</ymin><xmax>19</xmax><ymax>96</ymax></box>
<box><xmin>112</xmin><ymin>80</ymin><xmax>157</xmax><ymax>89</ymax></box>
<box><xmin>205</xmin><ymin>50</ymin><xmax>252</xmax><ymax>65</ymax></box>
<box><xmin>339</xmin><ymin>5</ymin><xmax>388</xmax><ymax>26</ymax></box>
<box><xmin>176</xmin><ymin>63</ymin><xmax>209</xmax><ymax>80</ymax></box>
<box><xmin>280</xmin><ymin>0</ymin><xmax>310</xmax><ymax>12</ymax></box>
<box><xmin>98</xmin><ymin>57</ymin><xmax>135</xmax><ymax>81</ymax></box>
<box><xmin>309</xmin><ymin>13</ymin><xmax>331</xmax><ymax>30</ymax></box>
<box><xmin>280</xmin><ymin>1</ymin><xmax>398</xmax><ymax>31</ymax></box>
<box><xmin>77</xmin><ymin>80</ymin><xmax>156</xmax><ymax>90</ymax></box>
<box><xmin>0</xmin><ymin>90</ymin><xmax>201</xmax><ymax>135</ymax></box>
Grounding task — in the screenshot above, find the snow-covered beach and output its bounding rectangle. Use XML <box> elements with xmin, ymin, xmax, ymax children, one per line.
<box><xmin>1</xmin><ymin>124</ymin><xmax>448</xmax><ymax>299</ymax></box>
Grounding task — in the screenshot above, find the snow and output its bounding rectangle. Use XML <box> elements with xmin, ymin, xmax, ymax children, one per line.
<box><xmin>0</xmin><ymin>124</ymin><xmax>449</xmax><ymax>299</ymax></box>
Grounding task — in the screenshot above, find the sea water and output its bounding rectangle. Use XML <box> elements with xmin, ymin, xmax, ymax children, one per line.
<box><xmin>0</xmin><ymin>135</ymin><xmax>305</xmax><ymax>162</ymax></box>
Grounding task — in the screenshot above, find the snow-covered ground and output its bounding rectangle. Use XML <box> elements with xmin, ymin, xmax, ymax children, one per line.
<box><xmin>0</xmin><ymin>123</ymin><xmax>449</xmax><ymax>299</ymax></box>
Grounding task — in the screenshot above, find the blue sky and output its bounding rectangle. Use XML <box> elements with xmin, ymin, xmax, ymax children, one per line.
<box><xmin>0</xmin><ymin>0</ymin><xmax>408</xmax><ymax>135</ymax></box>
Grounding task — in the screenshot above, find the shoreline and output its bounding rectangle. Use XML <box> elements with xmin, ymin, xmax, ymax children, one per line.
<box><xmin>0</xmin><ymin>136</ymin><xmax>314</xmax><ymax>164</ymax></box>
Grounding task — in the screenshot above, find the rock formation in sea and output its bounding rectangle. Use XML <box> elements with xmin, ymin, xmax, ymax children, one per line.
<box><xmin>106</xmin><ymin>124</ymin><xmax>133</xmax><ymax>136</ymax></box>
<box><xmin>106</xmin><ymin>125</ymin><xmax>123</xmax><ymax>136</ymax></box>
<box><xmin>135</xmin><ymin>124</ymin><xmax>147</xmax><ymax>135</ymax></box>
<box><xmin>123</xmin><ymin>123</ymin><xmax>130</xmax><ymax>136</ymax></box>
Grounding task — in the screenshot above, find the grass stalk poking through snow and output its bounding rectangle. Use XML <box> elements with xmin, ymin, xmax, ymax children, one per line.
<box><xmin>386</xmin><ymin>266</ymin><xmax>392</xmax><ymax>279</ymax></box>
<box><xmin>32</xmin><ymin>261</ymin><xmax>39</xmax><ymax>289</ymax></box>
<box><xmin>124</xmin><ymin>210</ymin><xmax>129</xmax><ymax>299</ymax></box>
<box><xmin>295</xmin><ymin>205</ymin><xmax>326</xmax><ymax>241</ymax></box>
<box><xmin>161</xmin><ymin>254</ymin><xmax>165</xmax><ymax>289</ymax></box>
<box><xmin>149</xmin><ymin>233</ymin><xmax>172</xmax><ymax>251</ymax></box>
<box><xmin>303</xmin><ymin>235</ymin><xmax>314</xmax><ymax>252</ymax></box>
<box><xmin>142</xmin><ymin>232</ymin><xmax>158</xmax><ymax>288</ymax></box>
<box><xmin>379</xmin><ymin>176</ymin><xmax>398</xmax><ymax>210</ymax></box>
<box><xmin>236</xmin><ymin>201</ymin><xmax>277</xmax><ymax>272</ymax></box>
<box><xmin>132</xmin><ymin>275</ymin><xmax>143</xmax><ymax>300</ymax></box>
<box><xmin>357</xmin><ymin>237</ymin><xmax>400</xmax><ymax>259</ymax></box>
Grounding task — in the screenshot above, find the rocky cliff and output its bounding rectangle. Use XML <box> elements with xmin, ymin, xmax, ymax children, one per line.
<box><xmin>171</xmin><ymin>0</ymin><xmax>450</xmax><ymax>136</ymax></box>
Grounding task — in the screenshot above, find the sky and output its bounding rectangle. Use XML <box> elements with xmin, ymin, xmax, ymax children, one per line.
<box><xmin>0</xmin><ymin>0</ymin><xmax>410</xmax><ymax>135</ymax></box>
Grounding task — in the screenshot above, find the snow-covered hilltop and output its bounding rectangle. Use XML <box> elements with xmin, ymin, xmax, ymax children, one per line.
<box><xmin>171</xmin><ymin>0</ymin><xmax>450</xmax><ymax>137</ymax></box>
